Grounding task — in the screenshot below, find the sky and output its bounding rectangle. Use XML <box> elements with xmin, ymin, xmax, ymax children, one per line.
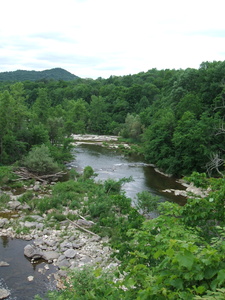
<box><xmin>1</xmin><ymin>0</ymin><xmax>225</xmax><ymax>79</ymax></box>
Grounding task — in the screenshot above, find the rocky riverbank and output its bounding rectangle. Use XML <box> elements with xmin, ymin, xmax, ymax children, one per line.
<box><xmin>72</xmin><ymin>134</ymin><xmax>130</xmax><ymax>149</ymax></box>
<box><xmin>0</xmin><ymin>181</ymin><xmax>119</xmax><ymax>297</ymax></box>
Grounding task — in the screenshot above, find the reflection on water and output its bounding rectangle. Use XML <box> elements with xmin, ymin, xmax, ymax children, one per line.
<box><xmin>70</xmin><ymin>144</ymin><xmax>186</xmax><ymax>205</ymax></box>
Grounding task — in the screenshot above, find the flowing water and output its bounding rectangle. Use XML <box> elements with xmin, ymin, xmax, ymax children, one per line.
<box><xmin>69</xmin><ymin>144</ymin><xmax>186</xmax><ymax>205</ymax></box>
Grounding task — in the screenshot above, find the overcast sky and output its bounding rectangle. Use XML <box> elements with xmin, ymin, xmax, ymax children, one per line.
<box><xmin>1</xmin><ymin>0</ymin><xmax>225</xmax><ymax>79</ymax></box>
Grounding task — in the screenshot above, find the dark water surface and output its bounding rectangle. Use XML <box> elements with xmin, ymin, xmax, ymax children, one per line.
<box><xmin>70</xmin><ymin>144</ymin><xmax>186</xmax><ymax>205</ymax></box>
<box><xmin>0</xmin><ymin>237</ymin><xmax>57</xmax><ymax>300</ymax></box>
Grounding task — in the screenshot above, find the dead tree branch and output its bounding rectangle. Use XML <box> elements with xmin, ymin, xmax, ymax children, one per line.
<box><xmin>206</xmin><ymin>153</ymin><xmax>224</xmax><ymax>177</ymax></box>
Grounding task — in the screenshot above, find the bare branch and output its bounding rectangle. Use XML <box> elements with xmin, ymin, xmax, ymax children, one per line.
<box><xmin>206</xmin><ymin>153</ymin><xmax>224</xmax><ymax>177</ymax></box>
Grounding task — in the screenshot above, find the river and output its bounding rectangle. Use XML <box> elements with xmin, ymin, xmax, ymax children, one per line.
<box><xmin>0</xmin><ymin>142</ymin><xmax>186</xmax><ymax>299</ymax></box>
<box><xmin>69</xmin><ymin>143</ymin><xmax>186</xmax><ymax>205</ymax></box>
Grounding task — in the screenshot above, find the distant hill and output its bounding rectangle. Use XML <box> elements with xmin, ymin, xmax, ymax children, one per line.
<box><xmin>0</xmin><ymin>68</ymin><xmax>79</xmax><ymax>82</ymax></box>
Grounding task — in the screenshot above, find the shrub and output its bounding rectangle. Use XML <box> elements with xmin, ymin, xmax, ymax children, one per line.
<box><xmin>0</xmin><ymin>166</ymin><xmax>14</xmax><ymax>186</ymax></box>
<box><xmin>135</xmin><ymin>190</ymin><xmax>159</xmax><ymax>215</ymax></box>
<box><xmin>82</xmin><ymin>166</ymin><xmax>96</xmax><ymax>180</ymax></box>
<box><xmin>22</xmin><ymin>144</ymin><xmax>60</xmax><ymax>175</ymax></box>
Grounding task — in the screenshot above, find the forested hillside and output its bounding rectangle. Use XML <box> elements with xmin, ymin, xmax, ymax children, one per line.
<box><xmin>0</xmin><ymin>60</ymin><xmax>225</xmax><ymax>176</ymax></box>
<box><xmin>0</xmin><ymin>68</ymin><xmax>79</xmax><ymax>82</ymax></box>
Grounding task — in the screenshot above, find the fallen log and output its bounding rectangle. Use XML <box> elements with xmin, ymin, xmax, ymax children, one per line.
<box><xmin>66</xmin><ymin>218</ymin><xmax>100</xmax><ymax>238</ymax></box>
<box><xmin>13</xmin><ymin>167</ymin><xmax>67</xmax><ymax>182</ymax></box>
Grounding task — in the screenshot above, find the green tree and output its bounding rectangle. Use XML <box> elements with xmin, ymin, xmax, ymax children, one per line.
<box><xmin>64</xmin><ymin>98</ymin><xmax>88</xmax><ymax>135</ymax></box>
<box><xmin>32</xmin><ymin>88</ymin><xmax>50</xmax><ymax>123</ymax></box>
<box><xmin>88</xmin><ymin>95</ymin><xmax>110</xmax><ymax>134</ymax></box>
<box><xmin>171</xmin><ymin>112</ymin><xmax>217</xmax><ymax>175</ymax></box>
<box><xmin>142</xmin><ymin>109</ymin><xmax>176</xmax><ymax>173</ymax></box>
<box><xmin>22</xmin><ymin>144</ymin><xmax>60</xmax><ymax>175</ymax></box>
<box><xmin>120</xmin><ymin>113</ymin><xmax>143</xmax><ymax>140</ymax></box>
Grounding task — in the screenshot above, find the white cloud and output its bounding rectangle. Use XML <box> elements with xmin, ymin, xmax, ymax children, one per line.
<box><xmin>1</xmin><ymin>0</ymin><xmax>225</xmax><ymax>78</ymax></box>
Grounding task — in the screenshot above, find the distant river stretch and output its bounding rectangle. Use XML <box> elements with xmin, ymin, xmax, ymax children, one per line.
<box><xmin>69</xmin><ymin>143</ymin><xmax>186</xmax><ymax>205</ymax></box>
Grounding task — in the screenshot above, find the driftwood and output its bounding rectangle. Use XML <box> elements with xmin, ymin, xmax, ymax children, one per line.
<box><xmin>66</xmin><ymin>218</ymin><xmax>100</xmax><ymax>237</ymax></box>
<box><xmin>13</xmin><ymin>167</ymin><xmax>67</xmax><ymax>182</ymax></box>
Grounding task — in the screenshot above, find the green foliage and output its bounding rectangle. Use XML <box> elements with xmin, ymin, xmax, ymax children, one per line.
<box><xmin>22</xmin><ymin>144</ymin><xmax>60</xmax><ymax>175</ymax></box>
<box><xmin>0</xmin><ymin>166</ymin><xmax>13</xmax><ymax>185</ymax></box>
<box><xmin>184</xmin><ymin>171</ymin><xmax>209</xmax><ymax>189</ymax></box>
<box><xmin>82</xmin><ymin>166</ymin><xmax>97</xmax><ymax>180</ymax></box>
<box><xmin>135</xmin><ymin>190</ymin><xmax>159</xmax><ymax>215</ymax></box>
<box><xmin>30</xmin><ymin>172</ymin><xmax>225</xmax><ymax>300</ymax></box>
<box><xmin>1</xmin><ymin>61</ymin><xmax>225</xmax><ymax>175</ymax></box>
<box><xmin>41</xmin><ymin>266</ymin><xmax>124</xmax><ymax>300</ymax></box>
<box><xmin>104</xmin><ymin>176</ymin><xmax>133</xmax><ymax>194</ymax></box>
<box><xmin>0</xmin><ymin>193</ymin><xmax>10</xmax><ymax>207</ymax></box>
<box><xmin>120</xmin><ymin>113</ymin><xmax>143</xmax><ymax>140</ymax></box>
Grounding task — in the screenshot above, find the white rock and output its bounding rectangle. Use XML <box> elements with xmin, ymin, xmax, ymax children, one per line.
<box><xmin>27</xmin><ymin>276</ymin><xmax>34</xmax><ymax>281</ymax></box>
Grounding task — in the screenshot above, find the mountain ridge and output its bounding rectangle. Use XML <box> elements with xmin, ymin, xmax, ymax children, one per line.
<box><xmin>0</xmin><ymin>68</ymin><xmax>79</xmax><ymax>81</ymax></box>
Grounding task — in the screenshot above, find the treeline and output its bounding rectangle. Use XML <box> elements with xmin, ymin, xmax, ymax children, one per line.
<box><xmin>1</xmin><ymin>60</ymin><xmax>225</xmax><ymax>176</ymax></box>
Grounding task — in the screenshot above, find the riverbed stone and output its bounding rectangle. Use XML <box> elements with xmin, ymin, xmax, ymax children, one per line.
<box><xmin>30</xmin><ymin>215</ymin><xmax>44</xmax><ymax>222</ymax></box>
<box><xmin>0</xmin><ymin>261</ymin><xmax>9</xmax><ymax>267</ymax></box>
<box><xmin>64</xmin><ymin>248</ymin><xmax>77</xmax><ymax>258</ymax></box>
<box><xmin>33</xmin><ymin>184</ymin><xmax>40</xmax><ymax>191</ymax></box>
<box><xmin>72</xmin><ymin>241</ymin><xmax>85</xmax><ymax>249</ymax></box>
<box><xmin>21</xmin><ymin>203</ymin><xmax>31</xmax><ymax>210</ymax></box>
<box><xmin>45</xmin><ymin>239</ymin><xmax>58</xmax><ymax>247</ymax></box>
<box><xmin>57</xmin><ymin>258</ymin><xmax>71</xmax><ymax>268</ymax></box>
<box><xmin>24</xmin><ymin>221</ymin><xmax>37</xmax><ymax>228</ymax></box>
<box><xmin>0</xmin><ymin>219</ymin><xmax>8</xmax><ymax>228</ymax></box>
<box><xmin>60</xmin><ymin>241</ymin><xmax>72</xmax><ymax>250</ymax></box>
<box><xmin>27</xmin><ymin>276</ymin><xmax>34</xmax><ymax>282</ymax></box>
<box><xmin>7</xmin><ymin>200</ymin><xmax>21</xmax><ymax>210</ymax></box>
<box><xmin>36</xmin><ymin>223</ymin><xmax>44</xmax><ymax>230</ymax></box>
<box><xmin>42</xmin><ymin>251</ymin><xmax>60</xmax><ymax>261</ymax></box>
<box><xmin>24</xmin><ymin>244</ymin><xmax>43</xmax><ymax>259</ymax></box>
<box><xmin>0</xmin><ymin>288</ymin><xmax>10</xmax><ymax>299</ymax></box>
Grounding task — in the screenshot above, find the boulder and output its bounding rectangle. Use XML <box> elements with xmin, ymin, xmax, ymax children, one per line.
<box><xmin>0</xmin><ymin>288</ymin><xmax>10</xmax><ymax>299</ymax></box>
<box><xmin>57</xmin><ymin>258</ymin><xmax>70</xmax><ymax>269</ymax></box>
<box><xmin>64</xmin><ymin>249</ymin><xmax>77</xmax><ymax>259</ymax></box>
<box><xmin>33</xmin><ymin>184</ymin><xmax>40</xmax><ymax>191</ymax></box>
<box><xmin>0</xmin><ymin>219</ymin><xmax>8</xmax><ymax>228</ymax></box>
<box><xmin>24</xmin><ymin>244</ymin><xmax>43</xmax><ymax>259</ymax></box>
<box><xmin>24</xmin><ymin>221</ymin><xmax>37</xmax><ymax>228</ymax></box>
<box><xmin>7</xmin><ymin>200</ymin><xmax>21</xmax><ymax>210</ymax></box>
<box><xmin>42</xmin><ymin>251</ymin><xmax>60</xmax><ymax>261</ymax></box>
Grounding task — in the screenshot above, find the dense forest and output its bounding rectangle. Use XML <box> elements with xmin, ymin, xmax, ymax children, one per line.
<box><xmin>1</xmin><ymin>60</ymin><xmax>225</xmax><ymax>176</ymax></box>
<box><xmin>1</xmin><ymin>61</ymin><xmax>225</xmax><ymax>299</ymax></box>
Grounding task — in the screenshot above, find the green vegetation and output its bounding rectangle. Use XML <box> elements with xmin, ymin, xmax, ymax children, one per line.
<box><xmin>30</xmin><ymin>171</ymin><xmax>225</xmax><ymax>300</ymax></box>
<box><xmin>2</xmin><ymin>61</ymin><xmax>225</xmax><ymax>298</ymax></box>
<box><xmin>1</xmin><ymin>61</ymin><xmax>225</xmax><ymax>176</ymax></box>
<box><xmin>22</xmin><ymin>144</ymin><xmax>60</xmax><ymax>175</ymax></box>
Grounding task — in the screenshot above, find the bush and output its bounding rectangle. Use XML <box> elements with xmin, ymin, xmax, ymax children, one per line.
<box><xmin>135</xmin><ymin>190</ymin><xmax>159</xmax><ymax>215</ymax></box>
<box><xmin>22</xmin><ymin>144</ymin><xmax>60</xmax><ymax>175</ymax></box>
<box><xmin>82</xmin><ymin>166</ymin><xmax>96</xmax><ymax>180</ymax></box>
<box><xmin>0</xmin><ymin>166</ymin><xmax>14</xmax><ymax>186</ymax></box>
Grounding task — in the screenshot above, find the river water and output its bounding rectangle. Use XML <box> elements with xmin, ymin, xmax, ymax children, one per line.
<box><xmin>0</xmin><ymin>142</ymin><xmax>186</xmax><ymax>299</ymax></box>
<box><xmin>70</xmin><ymin>144</ymin><xmax>186</xmax><ymax>205</ymax></box>
<box><xmin>0</xmin><ymin>237</ymin><xmax>57</xmax><ymax>300</ymax></box>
